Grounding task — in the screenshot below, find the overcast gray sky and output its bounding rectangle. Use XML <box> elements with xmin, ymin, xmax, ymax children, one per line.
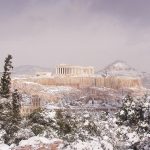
<box><xmin>0</xmin><ymin>0</ymin><xmax>150</xmax><ymax>72</ymax></box>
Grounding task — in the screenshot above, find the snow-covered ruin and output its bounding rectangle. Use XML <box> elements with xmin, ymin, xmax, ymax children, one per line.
<box><xmin>11</xmin><ymin>62</ymin><xmax>145</xmax><ymax>116</ymax></box>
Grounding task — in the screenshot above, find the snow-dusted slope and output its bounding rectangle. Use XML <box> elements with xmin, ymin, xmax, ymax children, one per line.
<box><xmin>97</xmin><ymin>60</ymin><xmax>141</xmax><ymax>77</ymax></box>
<box><xmin>105</xmin><ymin>60</ymin><xmax>134</xmax><ymax>71</ymax></box>
<box><xmin>13</xmin><ymin>65</ymin><xmax>53</xmax><ymax>75</ymax></box>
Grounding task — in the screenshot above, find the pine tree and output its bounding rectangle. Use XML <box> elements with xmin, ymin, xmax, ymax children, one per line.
<box><xmin>116</xmin><ymin>94</ymin><xmax>135</xmax><ymax>125</ymax></box>
<box><xmin>0</xmin><ymin>54</ymin><xmax>13</xmax><ymax>98</ymax></box>
<box><xmin>12</xmin><ymin>89</ymin><xmax>21</xmax><ymax>123</ymax></box>
<box><xmin>117</xmin><ymin>94</ymin><xmax>150</xmax><ymax>132</ymax></box>
<box><xmin>0</xmin><ymin>89</ymin><xmax>21</xmax><ymax>145</ymax></box>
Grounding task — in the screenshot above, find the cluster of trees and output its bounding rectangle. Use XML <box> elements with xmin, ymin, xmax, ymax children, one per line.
<box><xmin>117</xmin><ymin>94</ymin><xmax>150</xmax><ymax>133</ymax></box>
<box><xmin>117</xmin><ymin>94</ymin><xmax>150</xmax><ymax>149</ymax></box>
<box><xmin>0</xmin><ymin>55</ymin><xmax>21</xmax><ymax>144</ymax></box>
<box><xmin>28</xmin><ymin>109</ymin><xmax>107</xmax><ymax>143</ymax></box>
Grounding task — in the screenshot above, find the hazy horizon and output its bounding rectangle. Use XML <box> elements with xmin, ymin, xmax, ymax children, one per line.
<box><xmin>0</xmin><ymin>0</ymin><xmax>150</xmax><ymax>73</ymax></box>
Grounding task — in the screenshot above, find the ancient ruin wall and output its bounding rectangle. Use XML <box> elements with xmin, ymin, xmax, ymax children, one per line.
<box><xmin>27</xmin><ymin>76</ymin><xmax>142</xmax><ymax>89</ymax></box>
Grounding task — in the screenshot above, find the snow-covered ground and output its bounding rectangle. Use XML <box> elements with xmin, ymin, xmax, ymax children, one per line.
<box><xmin>0</xmin><ymin>95</ymin><xmax>150</xmax><ymax>150</ymax></box>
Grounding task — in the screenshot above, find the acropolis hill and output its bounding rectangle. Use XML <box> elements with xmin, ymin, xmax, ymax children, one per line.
<box><xmin>12</xmin><ymin>62</ymin><xmax>144</xmax><ymax>116</ymax></box>
<box><xmin>13</xmin><ymin>62</ymin><xmax>143</xmax><ymax>90</ymax></box>
<box><xmin>16</xmin><ymin>63</ymin><xmax>141</xmax><ymax>89</ymax></box>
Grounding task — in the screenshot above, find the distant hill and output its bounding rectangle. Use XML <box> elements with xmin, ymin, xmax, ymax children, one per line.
<box><xmin>96</xmin><ymin>60</ymin><xmax>141</xmax><ymax>77</ymax></box>
<box><xmin>13</xmin><ymin>65</ymin><xmax>54</xmax><ymax>75</ymax></box>
<box><xmin>104</xmin><ymin>60</ymin><xmax>135</xmax><ymax>71</ymax></box>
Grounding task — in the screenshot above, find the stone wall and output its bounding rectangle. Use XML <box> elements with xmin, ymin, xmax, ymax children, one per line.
<box><xmin>27</xmin><ymin>76</ymin><xmax>142</xmax><ymax>89</ymax></box>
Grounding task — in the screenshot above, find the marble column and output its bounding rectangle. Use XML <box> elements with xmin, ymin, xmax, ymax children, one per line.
<box><xmin>71</xmin><ymin>68</ymin><xmax>73</xmax><ymax>75</ymax></box>
<box><xmin>56</xmin><ymin>68</ymin><xmax>57</xmax><ymax>74</ymax></box>
<box><xmin>65</xmin><ymin>68</ymin><xmax>67</xmax><ymax>74</ymax></box>
<box><xmin>63</xmin><ymin>68</ymin><xmax>65</xmax><ymax>75</ymax></box>
<box><xmin>67</xmin><ymin>68</ymin><xmax>69</xmax><ymax>74</ymax></box>
<box><xmin>75</xmin><ymin>68</ymin><xmax>77</xmax><ymax>75</ymax></box>
<box><xmin>61</xmin><ymin>68</ymin><xmax>62</xmax><ymax>74</ymax></box>
<box><xmin>57</xmin><ymin>68</ymin><xmax>58</xmax><ymax>74</ymax></box>
<box><xmin>64</xmin><ymin>68</ymin><xmax>66</xmax><ymax>75</ymax></box>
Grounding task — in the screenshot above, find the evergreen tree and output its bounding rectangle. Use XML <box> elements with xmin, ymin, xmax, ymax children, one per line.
<box><xmin>117</xmin><ymin>94</ymin><xmax>139</xmax><ymax>126</ymax></box>
<box><xmin>117</xmin><ymin>94</ymin><xmax>150</xmax><ymax>133</ymax></box>
<box><xmin>0</xmin><ymin>89</ymin><xmax>22</xmax><ymax>145</ymax></box>
<box><xmin>0</xmin><ymin>55</ymin><xmax>23</xmax><ymax>144</ymax></box>
<box><xmin>12</xmin><ymin>89</ymin><xmax>21</xmax><ymax>123</ymax></box>
<box><xmin>0</xmin><ymin>54</ymin><xmax>13</xmax><ymax>98</ymax></box>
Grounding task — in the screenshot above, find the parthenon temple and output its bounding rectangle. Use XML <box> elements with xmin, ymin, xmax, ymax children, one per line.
<box><xmin>56</xmin><ymin>64</ymin><xmax>94</xmax><ymax>76</ymax></box>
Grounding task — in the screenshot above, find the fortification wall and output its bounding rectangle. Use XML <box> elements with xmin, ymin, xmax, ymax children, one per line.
<box><xmin>27</xmin><ymin>76</ymin><xmax>142</xmax><ymax>89</ymax></box>
<box><xmin>95</xmin><ymin>76</ymin><xmax>142</xmax><ymax>89</ymax></box>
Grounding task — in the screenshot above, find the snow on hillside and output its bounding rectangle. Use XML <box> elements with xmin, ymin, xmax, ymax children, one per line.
<box><xmin>105</xmin><ymin>60</ymin><xmax>134</xmax><ymax>71</ymax></box>
<box><xmin>13</xmin><ymin>65</ymin><xmax>53</xmax><ymax>75</ymax></box>
<box><xmin>97</xmin><ymin>60</ymin><xmax>142</xmax><ymax>77</ymax></box>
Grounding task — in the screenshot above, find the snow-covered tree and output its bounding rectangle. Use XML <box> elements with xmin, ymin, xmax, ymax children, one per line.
<box><xmin>0</xmin><ymin>55</ymin><xmax>23</xmax><ymax>145</ymax></box>
<box><xmin>12</xmin><ymin>89</ymin><xmax>21</xmax><ymax>123</ymax></box>
<box><xmin>117</xmin><ymin>94</ymin><xmax>150</xmax><ymax>132</ymax></box>
<box><xmin>0</xmin><ymin>55</ymin><xmax>13</xmax><ymax>98</ymax></box>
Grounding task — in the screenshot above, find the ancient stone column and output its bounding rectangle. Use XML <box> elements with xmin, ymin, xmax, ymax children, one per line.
<box><xmin>64</xmin><ymin>67</ymin><xmax>66</xmax><ymax>75</ymax></box>
<box><xmin>76</xmin><ymin>67</ymin><xmax>78</xmax><ymax>75</ymax></box>
<box><xmin>67</xmin><ymin>68</ymin><xmax>68</xmax><ymax>75</ymax></box>
<box><xmin>62</xmin><ymin>68</ymin><xmax>64</xmax><ymax>74</ymax></box>
<box><xmin>65</xmin><ymin>67</ymin><xmax>66</xmax><ymax>74</ymax></box>
<box><xmin>59</xmin><ymin>68</ymin><xmax>60</xmax><ymax>74</ymax></box>
<box><xmin>87</xmin><ymin>69</ymin><xmax>89</xmax><ymax>75</ymax></box>
<box><xmin>60</xmin><ymin>68</ymin><xmax>62</xmax><ymax>74</ymax></box>
<box><xmin>79</xmin><ymin>68</ymin><xmax>81</xmax><ymax>75</ymax></box>
<box><xmin>76</xmin><ymin>68</ymin><xmax>78</xmax><ymax>75</ymax></box>
<box><xmin>74</xmin><ymin>68</ymin><xmax>76</xmax><ymax>75</ymax></box>
<box><xmin>56</xmin><ymin>68</ymin><xmax>58</xmax><ymax>74</ymax></box>
<box><xmin>58</xmin><ymin>68</ymin><xmax>59</xmax><ymax>74</ymax></box>
<box><xmin>71</xmin><ymin>68</ymin><xmax>73</xmax><ymax>75</ymax></box>
<box><xmin>78</xmin><ymin>67</ymin><xmax>80</xmax><ymax>74</ymax></box>
<box><xmin>72</xmin><ymin>67</ymin><xmax>75</xmax><ymax>75</ymax></box>
<box><xmin>56</xmin><ymin>68</ymin><xmax>57</xmax><ymax>74</ymax></box>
